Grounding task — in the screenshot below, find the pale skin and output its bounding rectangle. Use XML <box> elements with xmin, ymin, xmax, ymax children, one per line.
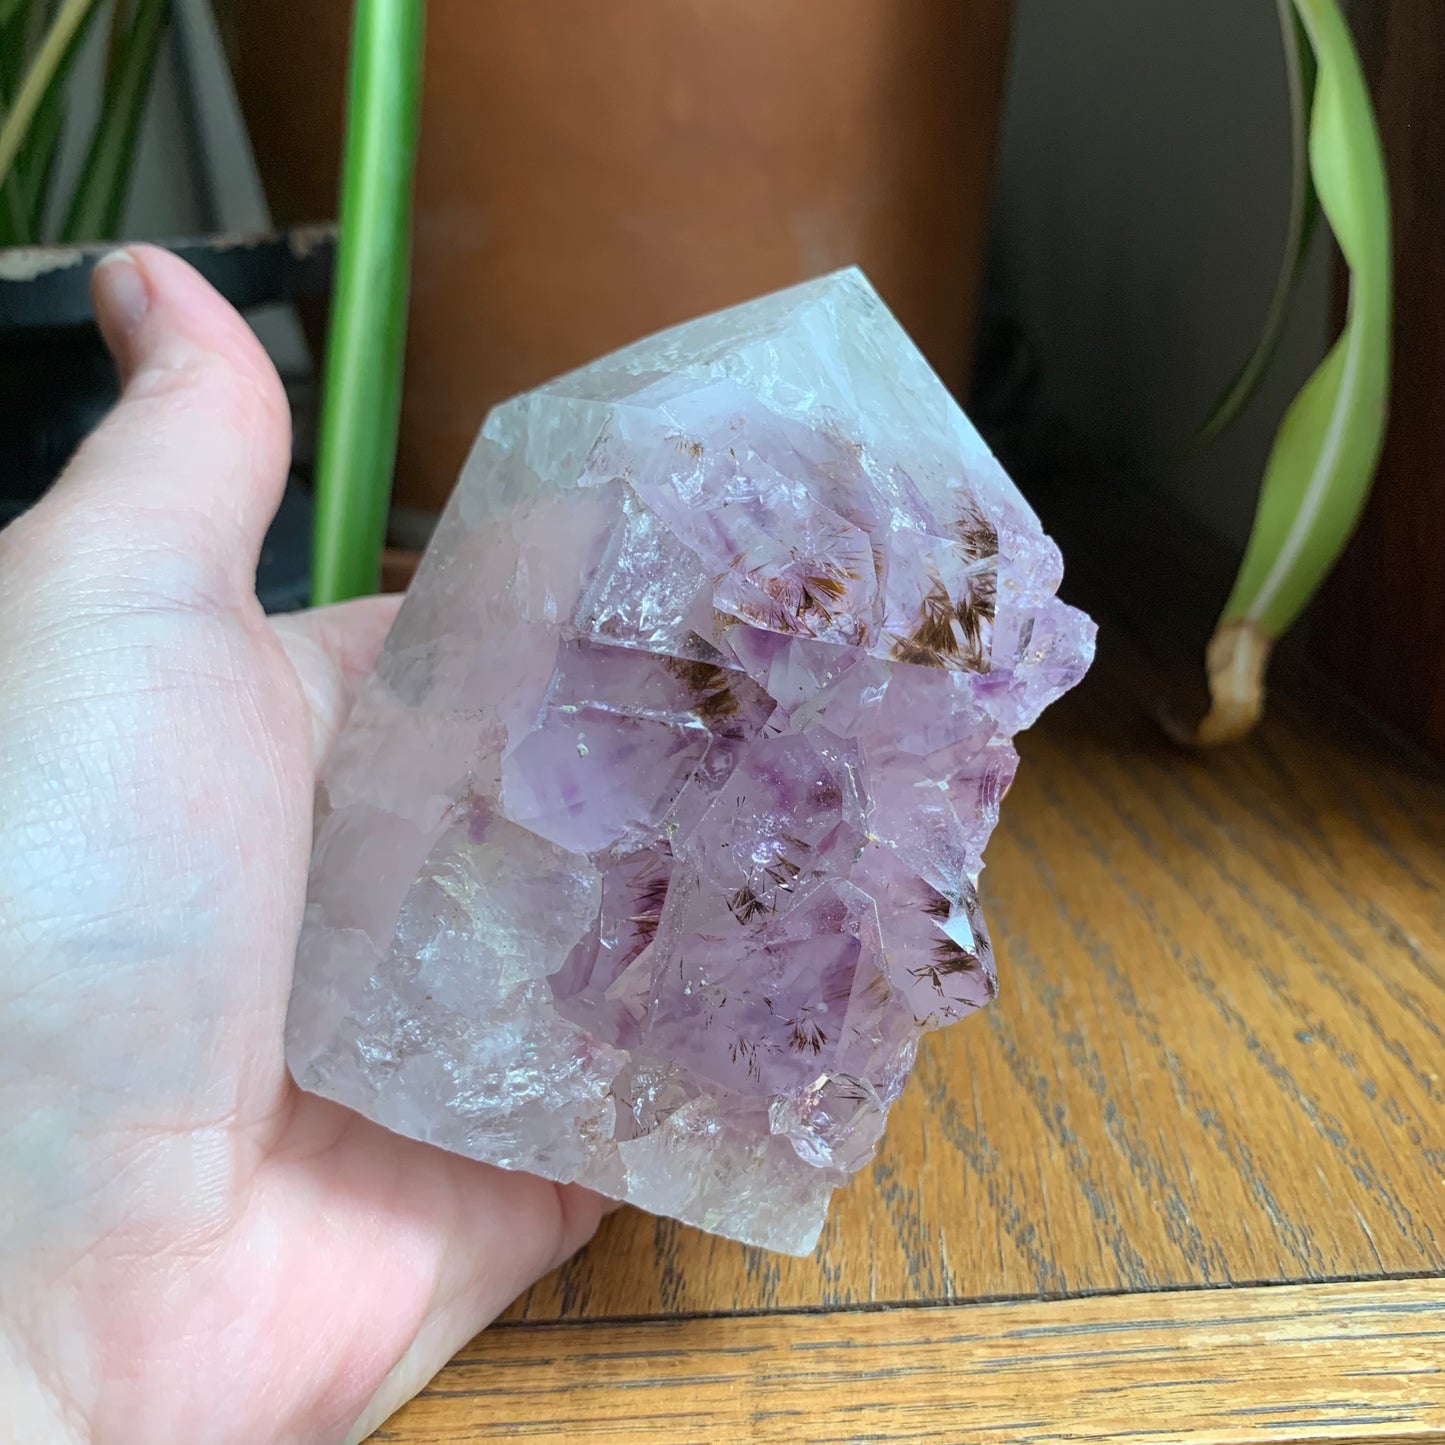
<box><xmin>0</xmin><ymin>246</ymin><xmax>607</xmax><ymax>1444</ymax></box>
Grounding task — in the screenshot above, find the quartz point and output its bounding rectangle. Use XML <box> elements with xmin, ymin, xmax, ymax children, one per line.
<box><xmin>286</xmin><ymin>269</ymin><xmax>1095</xmax><ymax>1255</ymax></box>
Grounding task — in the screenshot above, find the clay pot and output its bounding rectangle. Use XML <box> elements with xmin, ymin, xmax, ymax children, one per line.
<box><xmin>380</xmin><ymin>546</ymin><xmax>421</xmax><ymax>594</ymax></box>
<box><xmin>235</xmin><ymin>0</ymin><xmax>1014</xmax><ymax>515</ymax></box>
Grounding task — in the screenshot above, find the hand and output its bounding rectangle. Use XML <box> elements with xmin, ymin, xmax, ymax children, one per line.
<box><xmin>0</xmin><ymin>247</ymin><xmax>606</xmax><ymax>1444</ymax></box>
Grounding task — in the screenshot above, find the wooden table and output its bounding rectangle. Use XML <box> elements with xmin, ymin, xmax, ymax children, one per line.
<box><xmin>379</xmin><ymin>495</ymin><xmax>1445</xmax><ymax>1443</ymax></box>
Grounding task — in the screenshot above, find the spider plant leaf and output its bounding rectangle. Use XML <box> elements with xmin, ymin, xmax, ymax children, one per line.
<box><xmin>0</xmin><ymin>5</ymin><xmax>27</xmax><ymax>108</ymax></box>
<box><xmin>1194</xmin><ymin>0</ymin><xmax>1391</xmax><ymax>746</ymax></box>
<box><xmin>310</xmin><ymin>0</ymin><xmax>426</xmax><ymax>604</ymax></box>
<box><xmin>0</xmin><ymin>0</ymin><xmax>103</xmax><ymax>200</ymax></box>
<box><xmin>0</xmin><ymin>3</ymin><xmax>33</xmax><ymax>242</ymax></box>
<box><xmin>11</xmin><ymin>64</ymin><xmax>68</xmax><ymax>237</ymax></box>
<box><xmin>3</xmin><ymin>1</ymin><xmax>90</xmax><ymax>244</ymax></box>
<box><xmin>102</xmin><ymin>0</ymin><xmax>136</xmax><ymax>101</ymax></box>
<box><xmin>0</xmin><ymin>176</ymin><xmax>25</xmax><ymax>246</ymax></box>
<box><xmin>0</xmin><ymin>0</ymin><xmax>33</xmax><ymax>33</ymax></box>
<box><xmin>59</xmin><ymin>0</ymin><xmax>168</xmax><ymax>243</ymax></box>
<box><xmin>1192</xmin><ymin>0</ymin><xmax>1320</xmax><ymax>448</ymax></box>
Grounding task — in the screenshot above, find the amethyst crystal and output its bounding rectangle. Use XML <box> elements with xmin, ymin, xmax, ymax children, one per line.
<box><xmin>287</xmin><ymin>270</ymin><xmax>1094</xmax><ymax>1254</ymax></box>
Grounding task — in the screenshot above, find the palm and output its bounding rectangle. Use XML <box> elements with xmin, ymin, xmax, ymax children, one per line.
<box><xmin>0</xmin><ymin>248</ymin><xmax>603</xmax><ymax>1444</ymax></box>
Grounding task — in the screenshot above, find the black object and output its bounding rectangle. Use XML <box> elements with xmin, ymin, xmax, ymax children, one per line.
<box><xmin>0</xmin><ymin>227</ymin><xmax>335</xmax><ymax>613</ymax></box>
<box><xmin>256</xmin><ymin>481</ymin><xmax>315</xmax><ymax>614</ymax></box>
<box><xmin>0</xmin><ymin>226</ymin><xmax>336</xmax><ymax>329</ymax></box>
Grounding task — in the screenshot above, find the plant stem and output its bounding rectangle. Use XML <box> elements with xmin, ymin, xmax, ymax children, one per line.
<box><xmin>309</xmin><ymin>0</ymin><xmax>425</xmax><ymax>605</ymax></box>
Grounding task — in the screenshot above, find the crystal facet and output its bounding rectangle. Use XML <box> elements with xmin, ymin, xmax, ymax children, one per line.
<box><xmin>287</xmin><ymin>270</ymin><xmax>1095</xmax><ymax>1255</ymax></box>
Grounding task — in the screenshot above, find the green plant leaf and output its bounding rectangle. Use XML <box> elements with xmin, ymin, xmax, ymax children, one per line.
<box><xmin>309</xmin><ymin>0</ymin><xmax>426</xmax><ymax>605</ymax></box>
<box><xmin>0</xmin><ymin>177</ymin><xmax>26</xmax><ymax>246</ymax></box>
<box><xmin>0</xmin><ymin>1</ymin><xmax>35</xmax><ymax>243</ymax></box>
<box><xmin>102</xmin><ymin>0</ymin><xmax>136</xmax><ymax>102</ymax></box>
<box><xmin>0</xmin><ymin>0</ymin><xmax>102</xmax><ymax>204</ymax></box>
<box><xmin>0</xmin><ymin>0</ymin><xmax>37</xmax><ymax>38</ymax></box>
<box><xmin>2</xmin><ymin>0</ymin><xmax>89</xmax><ymax>245</ymax></box>
<box><xmin>1195</xmin><ymin>0</ymin><xmax>1391</xmax><ymax>746</ymax></box>
<box><xmin>1192</xmin><ymin>0</ymin><xmax>1320</xmax><ymax>448</ymax></box>
<box><xmin>59</xmin><ymin>0</ymin><xmax>168</xmax><ymax>243</ymax></box>
<box><xmin>11</xmin><ymin>63</ymin><xmax>69</xmax><ymax>238</ymax></box>
<box><xmin>0</xmin><ymin>3</ymin><xmax>30</xmax><ymax>108</ymax></box>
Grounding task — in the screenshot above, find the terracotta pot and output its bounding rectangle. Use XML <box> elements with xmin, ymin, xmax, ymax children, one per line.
<box><xmin>380</xmin><ymin>546</ymin><xmax>422</xmax><ymax>594</ymax></box>
<box><xmin>235</xmin><ymin>0</ymin><xmax>1014</xmax><ymax>515</ymax></box>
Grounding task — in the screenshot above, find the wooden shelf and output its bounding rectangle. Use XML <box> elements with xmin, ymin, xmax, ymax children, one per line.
<box><xmin>383</xmin><ymin>1280</ymin><xmax>1444</xmax><ymax>1444</ymax></box>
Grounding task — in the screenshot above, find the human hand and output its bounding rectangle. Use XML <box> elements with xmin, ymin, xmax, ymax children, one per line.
<box><xmin>0</xmin><ymin>246</ymin><xmax>606</xmax><ymax>1444</ymax></box>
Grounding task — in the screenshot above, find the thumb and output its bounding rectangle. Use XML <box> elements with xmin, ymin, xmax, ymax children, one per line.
<box><xmin>21</xmin><ymin>244</ymin><xmax>292</xmax><ymax>608</ymax></box>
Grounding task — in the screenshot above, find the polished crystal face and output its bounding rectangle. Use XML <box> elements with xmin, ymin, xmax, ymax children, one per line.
<box><xmin>286</xmin><ymin>269</ymin><xmax>1095</xmax><ymax>1254</ymax></box>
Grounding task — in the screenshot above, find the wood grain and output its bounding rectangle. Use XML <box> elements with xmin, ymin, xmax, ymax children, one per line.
<box><xmin>383</xmin><ymin>1279</ymin><xmax>1445</xmax><ymax>1443</ymax></box>
<box><xmin>491</xmin><ymin>613</ymin><xmax>1445</xmax><ymax>1322</ymax></box>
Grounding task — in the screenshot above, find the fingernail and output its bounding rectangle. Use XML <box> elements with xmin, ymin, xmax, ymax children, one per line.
<box><xmin>91</xmin><ymin>249</ymin><xmax>150</xmax><ymax>359</ymax></box>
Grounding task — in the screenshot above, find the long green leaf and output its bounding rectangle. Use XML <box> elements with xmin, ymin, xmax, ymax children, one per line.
<box><xmin>0</xmin><ymin>2</ymin><xmax>30</xmax><ymax>107</ymax></box>
<box><xmin>0</xmin><ymin>0</ymin><xmax>102</xmax><ymax>195</ymax></box>
<box><xmin>59</xmin><ymin>0</ymin><xmax>168</xmax><ymax>242</ymax></box>
<box><xmin>12</xmin><ymin>62</ymin><xmax>69</xmax><ymax>237</ymax></box>
<box><xmin>0</xmin><ymin>176</ymin><xmax>26</xmax><ymax>247</ymax></box>
<box><xmin>310</xmin><ymin>0</ymin><xmax>426</xmax><ymax>605</ymax></box>
<box><xmin>101</xmin><ymin>0</ymin><xmax>135</xmax><ymax>102</ymax></box>
<box><xmin>0</xmin><ymin>1</ymin><xmax>34</xmax><ymax>242</ymax></box>
<box><xmin>1195</xmin><ymin>0</ymin><xmax>1391</xmax><ymax>745</ymax></box>
<box><xmin>4</xmin><ymin>0</ymin><xmax>92</xmax><ymax>245</ymax></box>
<box><xmin>1192</xmin><ymin>0</ymin><xmax>1320</xmax><ymax>448</ymax></box>
<box><xmin>0</xmin><ymin>0</ymin><xmax>37</xmax><ymax>46</ymax></box>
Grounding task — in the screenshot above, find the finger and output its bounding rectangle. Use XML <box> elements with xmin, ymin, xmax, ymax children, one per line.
<box><xmin>27</xmin><ymin>245</ymin><xmax>291</xmax><ymax>605</ymax></box>
<box><xmin>342</xmin><ymin>1162</ymin><xmax>608</xmax><ymax>1445</ymax></box>
<box><xmin>259</xmin><ymin>1097</ymin><xmax>608</xmax><ymax>1445</ymax></box>
<box><xmin>271</xmin><ymin>594</ymin><xmax>404</xmax><ymax>768</ymax></box>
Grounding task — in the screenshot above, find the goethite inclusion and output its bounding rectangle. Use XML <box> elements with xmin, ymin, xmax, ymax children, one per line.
<box><xmin>287</xmin><ymin>269</ymin><xmax>1095</xmax><ymax>1255</ymax></box>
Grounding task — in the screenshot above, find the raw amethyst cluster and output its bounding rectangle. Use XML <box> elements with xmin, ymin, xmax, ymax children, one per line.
<box><xmin>287</xmin><ymin>270</ymin><xmax>1094</xmax><ymax>1253</ymax></box>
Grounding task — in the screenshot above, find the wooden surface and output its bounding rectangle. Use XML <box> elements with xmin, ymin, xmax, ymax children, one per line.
<box><xmin>381</xmin><ymin>489</ymin><xmax>1445</xmax><ymax>1440</ymax></box>
<box><xmin>1321</xmin><ymin>0</ymin><xmax>1445</xmax><ymax>757</ymax></box>
<box><xmin>383</xmin><ymin>1280</ymin><xmax>1445</xmax><ymax>1444</ymax></box>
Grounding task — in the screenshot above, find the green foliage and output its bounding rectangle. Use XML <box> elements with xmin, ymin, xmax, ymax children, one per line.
<box><xmin>61</xmin><ymin>0</ymin><xmax>168</xmax><ymax>242</ymax></box>
<box><xmin>1223</xmin><ymin>0</ymin><xmax>1390</xmax><ymax>636</ymax></box>
<box><xmin>0</xmin><ymin>0</ymin><xmax>169</xmax><ymax>247</ymax></box>
<box><xmin>1196</xmin><ymin>0</ymin><xmax>1392</xmax><ymax>744</ymax></box>
<box><xmin>3</xmin><ymin>0</ymin><xmax>423</xmax><ymax>611</ymax></box>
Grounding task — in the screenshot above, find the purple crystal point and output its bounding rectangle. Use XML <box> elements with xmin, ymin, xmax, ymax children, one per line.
<box><xmin>287</xmin><ymin>269</ymin><xmax>1095</xmax><ymax>1254</ymax></box>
